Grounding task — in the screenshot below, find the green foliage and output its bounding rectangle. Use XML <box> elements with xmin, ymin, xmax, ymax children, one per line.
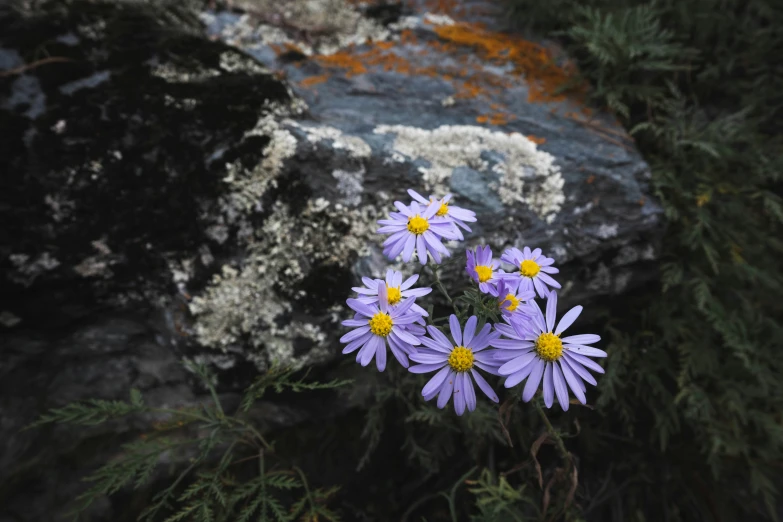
<box><xmin>29</xmin><ymin>363</ymin><xmax>348</xmax><ymax>522</ymax></box>
<box><xmin>563</xmin><ymin>5</ymin><xmax>698</xmax><ymax>118</ymax></box>
<box><xmin>500</xmin><ymin>0</ymin><xmax>783</xmax><ymax>519</ymax></box>
<box><xmin>466</xmin><ymin>469</ymin><xmax>540</xmax><ymax>522</ymax></box>
<box><xmin>26</xmin><ymin>390</ymin><xmax>147</xmax><ymax>428</ymax></box>
<box><xmin>356</xmin><ymin>363</ymin><xmax>507</xmax><ymax>475</ymax></box>
<box><xmin>240</xmin><ymin>366</ymin><xmax>353</xmax><ymax>412</ymax></box>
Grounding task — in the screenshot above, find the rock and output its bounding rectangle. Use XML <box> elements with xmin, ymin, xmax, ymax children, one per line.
<box><xmin>0</xmin><ymin>0</ymin><xmax>661</xmax><ymax>518</ymax></box>
<box><xmin>199</xmin><ymin>0</ymin><xmax>663</xmax><ymax>327</ymax></box>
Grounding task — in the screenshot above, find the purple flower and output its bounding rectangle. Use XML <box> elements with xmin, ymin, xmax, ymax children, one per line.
<box><xmin>352</xmin><ymin>269</ymin><xmax>432</xmax><ymax>322</ymax></box>
<box><xmin>377</xmin><ymin>200</ymin><xmax>461</xmax><ymax>265</ymax></box>
<box><xmin>490</xmin><ymin>292</ymin><xmax>605</xmax><ymax>410</ymax></box>
<box><xmin>487</xmin><ymin>278</ymin><xmax>536</xmax><ymax>320</ymax></box>
<box><xmin>466</xmin><ymin>245</ymin><xmax>503</xmax><ymax>294</ymax></box>
<box><xmin>408</xmin><ymin>189</ymin><xmax>477</xmax><ymax>240</ymax></box>
<box><xmin>409</xmin><ymin>315</ymin><xmax>502</xmax><ymax>415</ymax></box>
<box><xmin>340</xmin><ymin>283</ymin><xmax>425</xmax><ymax>371</ymax></box>
<box><xmin>500</xmin><ymin>246</ymin><xmax>561</xmax><ymax>298</ymax></box>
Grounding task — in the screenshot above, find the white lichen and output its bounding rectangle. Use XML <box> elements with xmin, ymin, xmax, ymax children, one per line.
<box><xmin>219</xmin><ymin>115</ymin><xmax>298</xmax><ymax>222</ymax></box>
<box><xmin>390</xmin><ymin>12</ymin><xmax>455</xmax><ymax>32</ymax></box>
<box><xmin>8</xmin><ymin>252</ymin><xmax>60</xmax><ymax>285</ymax></box>
<box><xmin>373</xmin><ymin>124</ymin><xmax>565</xmax><ymax>222</ymax></box>
<box><xmin>596</xmin><ymin>223</ymin><xmax>619</xmax><ymax>239</ymax></box>
<box><xmin>389</xmin><ymin>15</ymin><xmax>420</xmax><ymax>31</ymax></box>
<box><xmin>287</xmin><ymin>121</ymin><xmax>372</xmax><ymax>158</ymax></box>
<box><xmin>332</xmin><ymin>167</ymin><xmax>365</xmax><ymax>206</ymax></box>
<box><xmin>214</xmin><ymin>0</ymin><xmax>390</xmax><ymax>57</ymax></box>
<box><xmin>423</xmin><ymin>13</ymin><xmax>456</xmax><ymax>26</ymax></box>
<box><xmin>219</xmin><ymin>51</ymin><xmax>269</xmax><ymax>75</ymax></box>
<box><xmin>151</xmin><ymin>61</ymin><xmax>221</xmax><ymax>83</ymax></box>
<box><xmin>44</xmin><ymin>193</ymin><xmax>74</xmax><ymax>222</ymax></box>
<box><xmin>189</xmin><ymin>198</ymin><xmax>381</xmax><ymax>369</ymax></box>
<box><xmin>51</xmin><ymin>119</ymin><xmax>67</xmax><ymax>134</ymax></box>
<box><xmin>163</xmin><ymin>95</ymin><xmax>199</xmax><ymax>110</ymax></box>
<box><xmin>73</xmin><ymin>240</ymin><xmax>114</xmax><ymax>279</ymax></box>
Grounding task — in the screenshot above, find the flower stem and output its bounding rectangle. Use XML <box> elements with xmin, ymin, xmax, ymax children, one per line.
<box><xmin>534</xmin><ymin>399</ymin><xmax>569</xmax><ymax>462</ymax></box>
<box><xmin>431</xmin><ymin>266</ymin><xmax>460</xmax><ymax>316</ymax></box>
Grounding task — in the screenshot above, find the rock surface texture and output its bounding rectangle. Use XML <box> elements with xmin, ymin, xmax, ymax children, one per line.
<box><xmin>0</xmin><ymin>0</ymin><xmax>661</xmax><ymax>519</ymax></box>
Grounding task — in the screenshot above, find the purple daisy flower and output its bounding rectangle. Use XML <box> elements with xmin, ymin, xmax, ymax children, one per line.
<box><xmin>408</xmin><ymin>189</ymin><xmax>477</xmax><ymax>240</ymax></box>
<box><xmin>377</xmin><ymin>200</ymin><xmax>461</xmax><ymax>265</ymax></box>
<box><xmin>409</xmin><ymin>315</ymin><xmax>502</xmax><ymax>415</ymax></box>
<box><xmin>466</xmin><ymin>245</ymin><xmax>503</xmax><ymax>294</ymax></box>
<box><xmin>340</xmin><ymin>283</ymin><xmax>424</xmax><ymax>371</ymax></box>
<box><xmin>352</xmin><ymin>269</ymin><xmax>432</xmax><ymax>322</ymax></box>
<box><xmin>491</xmin><ymin>292</ymin><xmax>606</xmax><ymax>410</ymax></box>
<box><xmin>500</xmin><ymin>246</ymin><xmax>561</xmax><ymax>298</ymax></box>
<box><xmin>486</xmin><ymin>278</ymin><xmax>536</xmax><ymax>320</ymax></box>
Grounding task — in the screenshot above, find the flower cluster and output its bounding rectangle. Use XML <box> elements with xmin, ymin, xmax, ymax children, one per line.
<box><xmin>341</xmin><ymin>189</ymin><xmax>606</xmax><ymax>415</ymax></box>
<box><xmin>377</xmin><ymin>189</ymin><xmax>476</xmax><ymax>265</ymax></box>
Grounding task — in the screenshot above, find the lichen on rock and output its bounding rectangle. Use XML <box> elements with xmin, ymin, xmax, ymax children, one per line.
<box><xmin>287</xmin><ymin>120</ymin><xmax>372</xmax><ymax>159</ymax></box>
<box><xmin>218</xmin><ymin>114</ymin><xmax>298</xmax><ymax>223</ymax></box>
<box><xmin>206</xmin><ymin>0</ymin><xmax>392</xmax><ymax>57</ymax></box>
<box><xmin>374</xmin><ymin>124</ymin><xmax>565</xmax><ymax>222</ymax></box>
<box><xmin>188</xmin><ymin>197</ymin><xmax>382</xmax><ymax>369</ymax></box>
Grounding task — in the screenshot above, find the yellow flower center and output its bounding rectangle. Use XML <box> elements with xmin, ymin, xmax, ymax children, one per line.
<box><xmin>386</xmin><ymin>285</ymin><xmax>401</xmax><ymax>305</ymax></box>
<box><xmin>436</xmin><ymin>202</ymin><xmax>449</xmax><ymax>216</ymax></box>
<box><xmin>368</xmin><ymin>312</ymin><xmax>393</xmax><ymax>337</ymax></box>
<box><xmin>519</xmin><ymin>259</ymin><xmax>541</xmax><ymax>278</ymax></box>
<box><xmin>535</xmin><ymin>332</ymin><xmax>563</xmax><ymax>362</ymax></box>
<box><xmin>474</xmin><ymin>265</ymin><xmax>493</xmax><ymax>283</ymax></box>
<box><xmin>407</xmin><ymin>215</ymin><xmax>429</xmax><ymax>235</ymax></box>
<box><xmin>447</xmin><ymin>346</ymin><xmax>474</xmax><ymax>372</ymax></box>
<box><xmin>501</xmin><ymin>293</ymin><xmax>520</xmax><ymax>311</ymax></box>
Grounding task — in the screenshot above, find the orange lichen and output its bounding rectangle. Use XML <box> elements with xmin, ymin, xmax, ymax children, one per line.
<box><xmin>586</xmin><ymin>175</ymin><xmax>596</xmax><ymax>184</ymax></box>
<box><xmin>300</xmin><ymin>16</ymin><xmax>586</xmax><ymax>129</ymax></box>
<box><xmin>434</xmin><ymin>22</ymin><xmax>584</xmax><ymax>103</ymax></box>
<box><xmin>527</xmin><ymin>135</ymin><xmax>547</xmax><ymax>145</ymax></box>
<box><xmin>300</xmin><ymin>74</ymin><xmax>330</xmax><ymax>88</ymax></box>
<box><xmin>316</xmin><ymin>50</ymin><xmax>368</xmax><ymax>77</ymax></box>
<box><xmin>489</xmin><ymin>112</ymin><xmax>511</xmax><ymax>125</ymax></box>
<box><xmin>270</xmin><ymin>42</ymin><xmax>305</xmax><ymax>56</ymax></box>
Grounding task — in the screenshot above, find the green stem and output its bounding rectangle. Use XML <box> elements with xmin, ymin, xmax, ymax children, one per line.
<box><xmin>152</xmin><ymin>408</ymin><xmax>212</xmax><ymax>423</ymax></box>
<box><xmin>294</xmin><ymin>466</ymin><xmax>317</xmax><ymax>514</ymax></box>
<box><xmin>231</xmin><ymin>418</ymin><xmax>273</xmax><ymax>451</ymax></box>
<box><xmin>534</xmin><ymin>400</ymin><xmax>569</xmax><ymax>463</ymax></box>
<box><xmin>260</xmin><ymin>449</ymin><xmax>267</xmax><ymax>521</ymax></box>
<box><xmin>432</xmin><ymin>266</ymin><xmax>460</xmax><ymax>317</ymax></box>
